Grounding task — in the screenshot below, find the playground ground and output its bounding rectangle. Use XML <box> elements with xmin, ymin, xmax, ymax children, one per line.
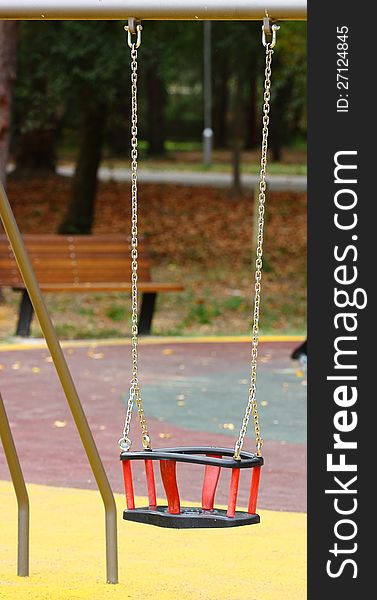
<box><xmin>0</xmin><ymin>337</ymin><xmax>306</xmax><ymax>599</ymax></box>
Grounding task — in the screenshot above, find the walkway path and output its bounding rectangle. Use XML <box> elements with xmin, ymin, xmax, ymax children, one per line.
<box><xmin>57</xmin><ymin>165</ymin><xmax>307</xmax><ymax>191</ymax></box>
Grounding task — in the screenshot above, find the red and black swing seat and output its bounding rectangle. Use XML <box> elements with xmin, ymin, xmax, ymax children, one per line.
<box><xmin>120</xmin><ymin>446</ymin><xmax>263</xmax><ymax>528</ymax></box>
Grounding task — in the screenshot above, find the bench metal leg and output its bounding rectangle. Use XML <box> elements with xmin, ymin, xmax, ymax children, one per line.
<box><xmin>138</xmin><ymin>292</ymin><xmax>157</xmax><ymax>335</ymax></box>
<box><xmin>16</xmin><ymin>290</ymin><xmax>34</xmax><ymax>337</ymax></box>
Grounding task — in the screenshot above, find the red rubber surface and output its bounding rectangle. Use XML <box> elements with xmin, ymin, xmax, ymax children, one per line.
<box><xmin>0</xmin><ymin>342</ymin><xmax>306</xmax><ymax>512</ymax></box>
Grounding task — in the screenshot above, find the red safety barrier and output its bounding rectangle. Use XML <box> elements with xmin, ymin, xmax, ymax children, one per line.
<box><xmin>144</xmin><ymin>459</ymin><xmax>157</xmax><ymax>508</ymax></box>
<box><xmin>122</xmin><ymin>460</ymin><xmax>135</xmax><ymax>510</ymax></box>
<box><xmin>202</xmin><ymin>454</ymin><xmax>221</xmax><ymax>511</ymax></box>
<box><xmin>160</xmin><ymin>460</ymin><xmax>180</xmax><ymax>515</ymax></box>
<box><xmin>226</xmin><ymin>468</ymin><xmax>241</xmax><ymax>518</ymax></box>
<box><xmin>248</xmin><ymin>465</ymin><xmax>261</xmax><ymax>514</ymax></box>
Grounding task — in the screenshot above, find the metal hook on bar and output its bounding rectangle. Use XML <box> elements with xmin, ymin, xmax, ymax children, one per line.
<box><xmin>262</xmin><ymin>18</ymin><xmax>279</xmax><ymax>48</ymax></box>
<box><xmin>125</xmin><ymin>18</ymin><xmax>142</xmax><ymax>48</ymax></box>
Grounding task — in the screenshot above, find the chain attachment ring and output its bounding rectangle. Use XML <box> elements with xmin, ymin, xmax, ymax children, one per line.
<box><xmin>262</xmin><ymin>18</ymin><xmax>280</xmax><ymax>48</ymax></box>
<box><xmin>125</xmin><ymin>18</ymin><xmax>142</xmax><ymax>49</ymax></box>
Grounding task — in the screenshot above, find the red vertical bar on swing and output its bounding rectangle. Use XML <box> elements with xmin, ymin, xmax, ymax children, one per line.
<box><xmin>160</xmin><ymin>460</ymin><xmax>180</xmax><ymax>515</ymax></box>
<box><xmin>248</xmin><ymin>466</ymin><xmax>261</xmax><ymax>514</ymax></box>
<box><xmin>144</xmin><ymin>459</ymin><xmax>157</xmax><ymax>508</ymax></box>
<box><xmin>227</xmin><ymin>467</ymin><xmax>241</xmax><ymax>518</ymax></box>
<box><xmin>202</xmin><ymin>454</ymin><xmax>221</xmax><ymax>510</ymax></box>
<box><xmin>122</xmin><ymin>460</ymin><xmax>135</xmax><ymax>510</ymax></box>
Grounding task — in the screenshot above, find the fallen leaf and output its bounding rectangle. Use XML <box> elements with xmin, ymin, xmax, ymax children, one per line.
<box><xmin>54</xmin><ymin>420</ymin><xmax>67</xmax><ymax>428</ymax></box>
<box><xmin>162</xmin><ymin>348</ymin><xmax>173</xmax><ymax>355</ymax></box>
<box><xmin>221</xmin><ymin>423</ymin><xmax>235</xmax><ymax>431</ymax></box>
<box><xmin>32</xmin><ymin>367</ymin><xmax>41</xmax><ymax>373</ymax></box>
<box><xmin>159</xmin><ymin>432</ymin><xmax>172</xmax><ymax>439</ymax></box>
<box><xmin>87</xmin><ymin>351</ymin><xmax>104</xmax><ymax>359</ymax></box>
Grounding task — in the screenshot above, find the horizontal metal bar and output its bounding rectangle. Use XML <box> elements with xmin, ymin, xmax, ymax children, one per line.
<box><xmin>0</xmin><ymin>0</ymin><xmax>307</xmax><ymax>20</ymax></box>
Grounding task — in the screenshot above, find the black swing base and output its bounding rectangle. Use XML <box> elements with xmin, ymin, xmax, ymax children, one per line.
<box><xmin>123</xmin><ymin>506</ymin><xmax>260</xmax><ymax>529</ymax></box>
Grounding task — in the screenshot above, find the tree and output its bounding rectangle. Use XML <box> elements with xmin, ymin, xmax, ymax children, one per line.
<box><xmin>0</xmin><ymin>21</ymin><xmax>18</xmax><ymax>185</ymax></box>
<box><xmin>12</xmin><ymin>21</ymin><xmax>66</xmax><ymax>174</ymax></box>
<box><xmin>57</xmin><ymin>21</ymin><xmax>128</xmax><ymax>233</ymax></box>
<box><xmin>267</xmin><ymin>23</ymin><xmax>307</xmax><ymax>161</ymax></box>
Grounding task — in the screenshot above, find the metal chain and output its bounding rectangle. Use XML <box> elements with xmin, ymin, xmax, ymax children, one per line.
<box><xmin>233</xmin><ymin>23</ymin><xmax>279</xmax><ymax>460</ymax></box>
<box><xmin>119</xmin><ymin>23</ymin><xmax>152</xmax><ymax>452</ymax></box>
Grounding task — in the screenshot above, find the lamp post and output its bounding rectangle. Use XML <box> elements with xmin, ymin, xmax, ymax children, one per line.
<box><xmin>203</xmin><ymin>20</ymin><xmax>213</xmax><ymax>166</ymax></box>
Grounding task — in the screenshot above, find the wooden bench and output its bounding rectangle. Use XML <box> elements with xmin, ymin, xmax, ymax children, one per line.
<box><xmin>0</xmin><ymin>234</ymin><xmax>184</xmax><ymax>337</ymax></box>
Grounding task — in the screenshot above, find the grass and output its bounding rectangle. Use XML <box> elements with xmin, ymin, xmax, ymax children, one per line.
<box><xmin>96</xmin><ymin>159</ymin><xmax>307</xmax><ymax>176</ymax></box>
<box><xmin>58</xmin><ymin>145</ymin><xmax>307</xmax><ymax>176</ymax></box>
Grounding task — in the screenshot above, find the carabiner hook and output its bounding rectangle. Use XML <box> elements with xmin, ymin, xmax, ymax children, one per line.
<box><xmin>125</xmin><ymin>18</ymin><xmax>142</xmax><ymax>49</ymax></box>
<box><xmin>262</xmin><ymin>18</ymin><xmax>279</xmax><ymax>49</ymax></box>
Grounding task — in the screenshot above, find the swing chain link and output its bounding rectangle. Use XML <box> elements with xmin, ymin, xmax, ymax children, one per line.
<box><xmin>119</xmin><ymin>23</ymin><xmax>152</xmax><ymax>452</ymax></box>
<box><xmin>234</xmin><ymin>22</ymin><xmax>278</xmax><ymax>461</ymax></box>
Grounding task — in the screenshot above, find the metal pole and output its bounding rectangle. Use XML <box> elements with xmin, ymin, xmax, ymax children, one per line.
<box><xmin>0</xmin><ymin>0</ymin><xmax>307</xmax><ymax>20</ymax></box>
<box><xmin>0</xmin><ymin>183</ymin><xmax>118</xmax><ymax>585</ymax></box>
<box><xmin>202</xmin><ymin>21</ymin><xmax>213</xmax><ymax>166</ymax></box>
<box><xmin>0</xmin><ymin>392</ymin><xmax>30</xmax><ymax>577</ymax></box>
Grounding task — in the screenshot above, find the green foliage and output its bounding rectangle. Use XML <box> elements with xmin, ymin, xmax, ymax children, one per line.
<box><xmin>13</xmin><ymin>21</ymin><xmax>129</xmax><ymax>153</ymax></box>
<box><xmin>223</xmin><ymin>296</ymin><xmax>246</xmax><ymax>311</ymax></box>
<box><xmin>183</xmin><ymin>298</ymin><xmax>221</xmax><ymax>326</ymax></box>
<box><xmin>268</xmin><ymin>22</ymin><xmax>307</xmax><ymax>151</ymax></box>
<box><xmin>106</xmin><ymin>304</ymin><xmax>127</xmax><ymax>322</ymax></box>
<box><xmin>12</xmin><ymin>20</ymin><xmax>307</xmax><ymax>161</ymax></box>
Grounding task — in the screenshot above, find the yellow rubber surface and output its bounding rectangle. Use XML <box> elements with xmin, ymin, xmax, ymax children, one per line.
<box><xmin>0</xmin><ymin>481</ymin><xmax>306</xmax><ymax>600</ymax></box>
<box><xmin>0</xmin><ymin>335</ymin><xmax>305</xmax><ymax>353</ymax></box>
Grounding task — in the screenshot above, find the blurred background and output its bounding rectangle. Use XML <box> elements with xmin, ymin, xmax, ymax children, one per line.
<box><xmin>0</xmin><ymin>20</ymin><xmax>307</xmax><ymax>340</ymax></box>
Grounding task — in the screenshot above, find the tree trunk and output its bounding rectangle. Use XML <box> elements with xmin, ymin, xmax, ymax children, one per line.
<box><xmin>0</xmin><ymin>21</ymin><xmax>18</xmax><ymax>186</ymax></box>
<box><xmin>145</xmin><ymin>64</ymin><xmax>166</xmax><ymax>156</ymax></box>
<box><xmin>59</xmin><ymin>91</ymin><xmax>107</xmax><ymax>234</ymax></box>
<box><xmin>14</xmin><ymin>128</ymin><xmax>56</xmax><ymax>174</ymax></box>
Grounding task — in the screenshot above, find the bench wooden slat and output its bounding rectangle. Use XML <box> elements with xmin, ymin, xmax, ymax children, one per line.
<box><xmin>0</xmin><ymin>259</ymin><xmax>151</xmax><ymax>269</ymax></box>
<box><xmin>0</xmin><ymin>233</ymin><xmax>184</xmax><ymax>336</ymax></box>
<box><xmin>38</xmin><ymin>282</ymin><xmax>185</xmax><ymax>293</ymax></box>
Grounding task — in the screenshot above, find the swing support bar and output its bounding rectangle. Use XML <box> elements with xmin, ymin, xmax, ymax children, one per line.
<box><xmin>0</xmin><ymin>0</ymin><xmax>307</xmax><ymax>20</ymax></box>
<box><xmin>0</xmin><ymin>183</ymin><xmax>118</xmax><ymax>585</ymax></box>
<box><xmin>0</xmin><ymin>392</ymin><xmax>29</xmax><ymax>577</ymax></box>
